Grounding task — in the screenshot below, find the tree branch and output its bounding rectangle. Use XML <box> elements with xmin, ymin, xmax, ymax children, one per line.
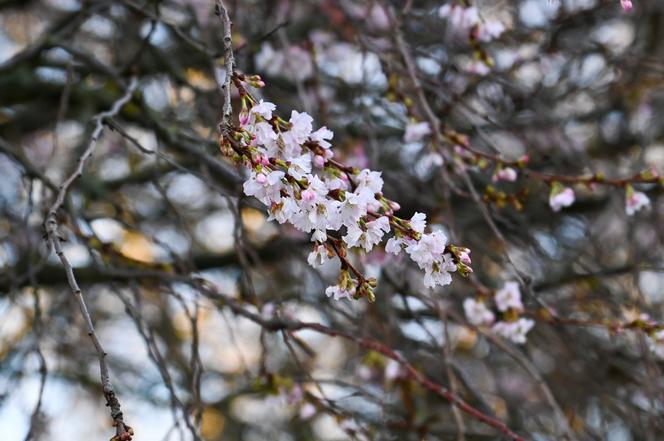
<box><xmin>43</xmin><ymin>78</ymin><xmax>138</xmax><ymax>441</ymax></box>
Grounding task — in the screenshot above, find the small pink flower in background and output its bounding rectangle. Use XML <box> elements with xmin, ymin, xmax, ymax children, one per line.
<box><xmin>549</xmin><ymin>186</ymin><xmax>575</xmax><ymax>211</ymax></box>
<box><xmin>261</xmin><ymin>303</ymin><xmax>276</xmax><ymax>320</ymax></box>
<box><xmin>325</xmin><ymin>283</ymin><xmax>355</xmax><ymax>301</ymax></box>
<box><xmin>495</xmin><ymin>281</ymin><xmax>524</xmax><ymax>312</ymax></box>
<box><xmin>625</xmin><ymin>190</ymin><xmax>650</xmax><ymax>216</ymax></box>
<box><xmin>384</xmin><ymin>359</ymin><xmax>402</xmax><ymax>382</ymax></box>
<box><xmin>404</xmin><ymin>121</ymin><xmax>431</xmax><ymax>143</ymax></box>
<box><xmin>477</xmin><ymin>20</ymin><xmax>505</xmax><ymax>42</ymax></box>
<box><xmin>492</xmin><ymin>167</ymin><xmax>518</xmax><ymax>182</ymax></box>
<box><xmin>299</xmin><ymin>403</ymin><xmax>317</xmax><ymax>420</ymax></box>
<box><xmin>344</xmin><ymin>143</ymin><xmax>369</xmax><ymax>169</ymax></box>
<box><xmin>466</xmin><ymin>60</ymin><xmax>491</xmax><ymax>76</ymax></box>
<box><xmin>357</xmin><ymin>365</ymin><xmax>373</xmax><ymax>381</ymax></box>
<box><xmin>463</xmin><ymin>298</ymin><xmax>495</xmax><ymax>326</ymax></box>
<box><xmin>439</xmin><ymin>4</ymin><xmax>480</xmax><ymax>32</ymax></box>
<box><xmin>492</xmin><ymin>318</ymin><xmax>535</xmax><ymax>344</ymax></box>
<box><xmin>620</xmin><ymin>0</ymin><xmax>633</xmax><ymax>12</ymax></box>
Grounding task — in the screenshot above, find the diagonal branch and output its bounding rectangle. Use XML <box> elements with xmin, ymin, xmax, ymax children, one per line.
<box><xmin>197</xmin><ymin>283</ymin><xmax>527</xmax><ymax>441</ymax></box>
<box><xmin>215</xmin><ymin>0</ymin><xmax>235</xmax><ymax>132</ymax></box>
<box><xmin>43</xmin><ymin>77</ymin><xmax>137</xmax><ymax>441</ymax></box>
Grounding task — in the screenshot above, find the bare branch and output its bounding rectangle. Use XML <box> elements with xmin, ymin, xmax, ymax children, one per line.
<box><xmin>43</xmin><ymin>78</ymin><xmax>138</xmax><ymax>441</ymax></box>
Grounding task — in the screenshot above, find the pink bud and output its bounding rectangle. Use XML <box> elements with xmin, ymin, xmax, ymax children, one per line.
<box><xmin>620</xmin><ymin>0</ymin><xmax>633</xmax><ymax>11</ymax></box>
<box><xmin>301</xmin><ymin>189</ymin><xmax>316</xmax><ymax>202</ymax></box>
<box><xmin>258</xmin><ymin>155</ymin><xmax>270</xmax><ymax>166</ymax></box>
<box><xmin>460</xmin><ymin>251</ymin><xmax>472</xmax><ymax>266</ymax></box>
<box><xmin>389</xmin><ymin>201</ymin><xmax>401</xmax><ymax>211</ymax></box>
<box><xmin>492</xmin><ymin>167</ymin><xmax>518</xmax><ymax>182</ymax></box>
<box><xmin>255</xmin><ymin>173</ymin><xmax>267</xmax><ymax>185</ymax></box>
<box><xmin>313</xmin><ymin>155</ymin><xmax>326</xmax><ymax>168</ymax></box>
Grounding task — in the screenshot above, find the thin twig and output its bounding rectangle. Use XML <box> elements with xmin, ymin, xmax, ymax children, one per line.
<box><xmin>43</xmin><ymin>77</ymin><xmax>137</xmax><ymax>441</ymax></box>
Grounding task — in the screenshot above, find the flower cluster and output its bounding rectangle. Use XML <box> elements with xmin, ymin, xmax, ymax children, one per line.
<box><xmin>463</xmin><ymin>281</ymin><xmax>535</xmax><ymax>344</ymax></box>
<box><xmin>222</xmin><ymin>85</ymin><xmax>471</xmax><ymax>301</ymax></box>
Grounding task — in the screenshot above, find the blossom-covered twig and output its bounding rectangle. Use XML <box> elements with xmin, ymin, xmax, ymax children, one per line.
<box><xmin>217</xmin><ymin>77</ymin><xmax>472</xmax><ymax>300</ymax></box>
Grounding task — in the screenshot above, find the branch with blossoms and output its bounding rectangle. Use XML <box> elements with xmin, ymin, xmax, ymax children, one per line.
<box><xmin>398</xmin><ymin>1</ymin><xmax>659</xmax><ymax>215</ymax></box>
<box><xmin>401</xmin><ymin>121</ymin><xmax>663</xmax><ymax>214</ymax></box>
<box><xmin>217</xmin><ymin>74</ymin><xmax>472</xmax><ymax>301</ymax></box>
<box><xmin>460</xmin><ymin>278</ymin><xmax>664</xmax><ymax>360</ymax></box>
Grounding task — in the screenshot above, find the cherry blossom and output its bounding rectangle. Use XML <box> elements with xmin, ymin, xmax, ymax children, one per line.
<box><xmin>250</xmin><ymin>99</ymin><xmax>275</xmax><ymax>120</ymax></box>
<box><xmin>492</xmin><ymin>167</ymin><xmax>518</xmax><ymax>182</ymax></box>
<box><xmin>492</xmin><ymin>318</ymin><xmax>535</xmax><ymax>344</ymax></box>
<box><xmin>463</xmin><ymin>298</ymin><xmax>495</xmax><ymax>326</ymax></box>
<box><xmin>344</xmin><ymin>216</ymin><xmax>390</xmax><ymax>252</ymax></box>
<box><xmin>466</xmin><ymin>60</ymin><xmax>491</xmax><ymax>76</ymax></box>
<box><xmin>495</xmin><ymin>281</ymin><xmax>524</xmax><ymax>312</ymax></box>
<box><xmin>403</xmin><ymin>121</ymin><xmax>431</xmax><ymax>143</ymax></box>
<box><xmin>299</xmin><ymin>403</ymin><xmax>317</xmax><ymax>420</ymax></box>
<box><xmin>549</xmin><ymin>185</ymin><xmax>575</xmax><ymax>211</ymax></box>
<box><xmin>625</xmin><ymin>189</ymin><xmax>650</xmax><ymax>216</ymax></box>
<box><xmin>620</xmin><ymin>0</ymin><xmax>633</xmax><ymax>12</ymax></box>
<box><xmin>477</xmin><ymin>19</ymin><xmax>506</xmax><ymax>42</ymax></box>
<box><xmin>439</xmin><ymin>4</ymin><xmax>480</xmax><ymax>33</ymax></box>
<box><xmin>325</xmin><ymin>281</ymin><xmax>355</xmax><ymax>300</ymax></box>
<box><xmin>307</xmin><ymin>243</ymin><xmax>331</xmax><ymax>267</ymax></box>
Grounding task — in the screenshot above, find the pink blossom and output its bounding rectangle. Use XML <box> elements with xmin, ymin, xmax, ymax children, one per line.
<box><xmin>620</xmin><ymin>0</ymin><xmax>633</xmax><ymax>12</ymax></box>
<box><xmin>459</xmin><ymin>248</ymin><xmax>472</xmax><ymax>266</ymax></box>
<box><xmin>492</xmin><ymin>167</ymin><xmax>518</xmax><ymax>182</ymax></box>
<box><xmin>467</xmin><ymin>60</ymin><xmax>491</xmax><ymax>76</ymax></box>
<box><xmin>495</xmin><ymin>281</ymin><xmax>523</xmax><ymax>312</ymax></box>
<box><xmin>492</xmin><ymin>318</ymin><xmax>534</xmax><ymax>344</ymax></box>
<box><xmin>477</xmin><ymin>20</ymin><xmax>505</xmax><ymax>42</ymax></box>
<box><xmin>325</xmin><ymin>283</ymin><xmax>355</xmax><ymax>301</ymax></box>
<box><xmin>301</xmin><ymin>188</ymin><xmax>316</xmax><ymax>203</ymax></box>
<box><xmin>626</xmin><ymin>191</ymin><xmax>650</xmax><ymax>216</ymax></box>
<box><xmin>409</xmin><ymin>212</ymin><xmax>427</xmax><ymax>234</ymax></box>
<box><xmin>384</xmin><ymin>359</ymin><xmax>402</xmax><ymax>381</ymax></box>
<box><xmin>313</xmin><ymin>155</ymin><xmax>326</xmax><ymax>168</ymax></box>
<box><xmin>549</xmin><ymin>187</ymin><xmax>575</xmax><ymax>211</ymax></box>
<box><xmin>250</xmin><ymin>99</ymin><xmax>276</xmax><ymax>120</ymax></box>
<box><xmin>299</xmin><ymin>403</ymin><xmax>316</xmax><ymax>420</ymax></box>
<box><xmin>463</xmin><ymin>298</ymin><xmax>495</xmax><ymax>326</ymax></box>
<box><xmin>404</xmin><ymin>121</ymin><xmax>431</xmax><ymax>143</ymax></box>
<box><xmin>439</xmin><ymin>4</ymin><xmax>480</xmax><ymax>33</ymax></box>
